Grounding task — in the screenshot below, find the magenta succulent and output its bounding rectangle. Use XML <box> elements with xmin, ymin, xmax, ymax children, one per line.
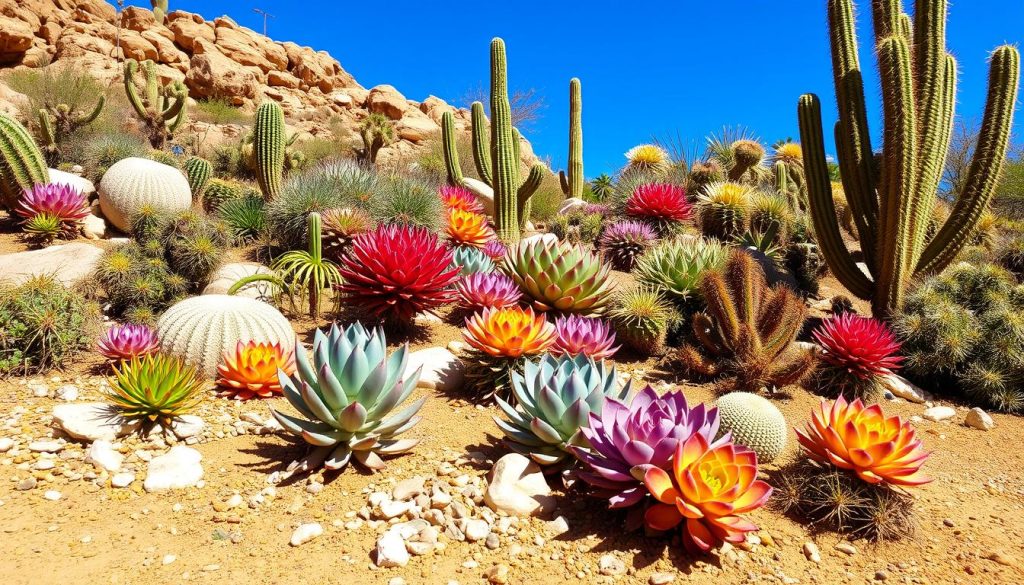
<box><xmin>574</xmin><ymin>386</ymin><xmax>726</xmax><ymax>508</ymax></box>
<box><xmin>17</xmin><ymin>183</ymin><xmax>90</xmax><ymax>239</ymax></box>
<box><xmin>482</xmin><ymin>239</ymin><xmax>508</xmax><ymax>262</ymax></box>
<box><xmin>97</xmin><ymin>323</ymin><xmax>161</xmax><ymax>361</ymax></box>
<box><xmin>599</xmin><ymin>220</ymin><xmax>657</xmax><ymax>271</ymax></box>
<box><xmin>455</xmin><ymin>272</ymin><xmax>523</xmax><ymax>310</ymax></box>
<box><xmin>551</xmin><ymin>315</ymin><xmax>619</xmax><ymax>361</ymax></box>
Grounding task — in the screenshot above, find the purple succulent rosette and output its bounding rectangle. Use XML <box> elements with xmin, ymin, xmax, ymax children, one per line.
<box><xmin>97</xmin><ymin>323</ymin><xmax>161</xmax><ymax>360</ymax></box>
<box><xmin>551</xmin><ymin>315</ymin><xmax>619</xmax><ymax>361</ymax></box>
<box><xmin>455</xmin><ymin>272</ymin><xmax>523</xmax><ymax>310</ymax></box>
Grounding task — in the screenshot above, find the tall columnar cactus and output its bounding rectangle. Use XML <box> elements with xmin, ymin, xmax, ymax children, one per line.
<box><xmin>798</xmin><ymin>0</ymin><xmax>1019</xmax><ymax>318</ymax></box>
<box><xmin>441</xmin><ymin>39</ymin><xmax>546</xmax><ymax>242</ymax></box>
<box><xmin>183</xmin><ymin>156</ymin><xmax>212</xmax><ymax>200</ymax></box>
<box><xmin>123</xmin><ymin>59</ymin><xmax>188</xmax><ymax>149</ymax></box>
<box><xmin>151</xmin><ymin>0</ymin><xmax>168</xmax><ymax>24</ymax></box>
<box><xmin>38</xmin><ymin>96</ymin><xmax>105</xmax><ymax>163</ymax></box>
<box><xmin>0</xmin><ymin>112</ymin><xmax>49</xmax><ymax>211</ymax></box>
<box><xmin>559</xmin><ymin>78</ymin><xmax>583</xmax><ymax>199</ymax></box>
<box><xmin>253</xmin><ymin>101</ymin><xmax>285</xmax><ymax>199</ymax></box>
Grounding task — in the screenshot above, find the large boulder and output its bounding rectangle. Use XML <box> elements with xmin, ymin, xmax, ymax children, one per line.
<box><xmin>0</xmin><ymin>243</ymin><xmax>103</xmax><ymax>287</ymax></box>
<box><xmin>0</xmin><ymin>15</ymin><xmax>34</xmax><ymax>63</ymax></box>
<box><xmin>367</xmin><ymin>85</ymin><xmax>409</xmax><ymax>120</ymax></box>
<box><xmin>185</xmin><ymin>39</ymin><xmax>260</xmax><ymax>104</ymax></box>
<box><xmin>48</xmin><ymin>169</ymin><xmax>96</xmax><ymax>198</ymax></box>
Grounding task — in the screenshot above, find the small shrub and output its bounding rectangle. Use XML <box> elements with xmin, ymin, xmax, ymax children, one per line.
<box><xmin>0</xmin><ymin>276</ymin><xmax>98</xmax><ymax>373</ymax></box>
<box><xmin>368</xmin><ymin>175</ymin><xmax>443</xmax><ymax>230</ymax></box>
<box><xmin>81</xmin><ymin>133</ymin><xmax>148</xmax><ymax>183</ymax></box>
<box><xmin>193</xmin><ymin>98</ymin><xmax>251</xmax><ymax>125</ymax></box>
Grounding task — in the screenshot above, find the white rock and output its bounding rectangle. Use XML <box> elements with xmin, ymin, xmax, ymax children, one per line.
<box><xmin>43</xmin><ymin>490</ymin><xmax>62</xmax><ymax>501</ymax></box>
<box><xmin>462</xmin><ymin>177</ymin><xmax>494</xmax><ymax>216</ymax></box>
<box><xmin>406</xmin><ymin>347</ymin><xmax>464</xmax><ymax>392</ymax></box>
<box><xmin>111</xmin><ymin>472</ymin><xmax>135</xmax><ymax>488</ymax></box>
<box><xmin>464</xmin><ymin>519</ymin><xmax>490</xmax><ymax>542</ymax></box>
<box><xmin>52</xmin><ymin>403</ymin><xmax>140</xmax><ymax>442</ymax></box>
<box><xmin>28</xmin><ymin>440</ymin><xmax>63</xmax><ymax>453</ymax></box>
<box><xmin>144</xmin><ymin>446</ymin><xmax>204</xmax><ymax>492</ymax></box>
<box><xmin>171</xmin><ymin>415</ymin><xmax>206</xmax><ymax>439</ymax></box>
<box><xmin>375</xmin><ymin>528</ymin><xmax>411</xmax><ymax>567</ymax></box>
<box><xmin>392</xmin><ymin>476</ymin><xmax>427</xmax><ymax>501</ymax></box>
<box><xmin>0</xmin><ymin>438</ymin><xmax>13</xmax><ymax>452</ymax></box>
<box><xmin>48</xmin><ymin>168</ymin><xmax>95</xmax><ymax>197</ymax></box>
<box><xmin>557</xmin><ymin>197</ymin><xmax>588</xmax><ymax>215</ymax></box>
<box><xmin>880</xmin><ymin>375</ymin><xmax>932</xmax><ymax>404</ymax></box>
<box><xmin>85</xmin><ymin>440</ymin><xmax>123</xmax><ymax>472</ymax></box>
<box><xmin>803</xmin><ymin>541</ymin><xmax>821</xmax><ymax>563</ymax></box>
<box><xmin>162</xmin><ymin>554</ymin><xmax>177</xmax><ymax>565</ymax></box>
<box><xmin>922</xmin><ymin>406</ymin><xmax>956</xmax><ymax>422</ymax></box>
<box><xmin>484</xmin><ymin>454</ymin><xmax>556</xmax><ymax>517</ymax></box>
<box><xmin>379</xmin><ymin>500</ymin><xmax>412</xmax><ymax>520</ymax></box>
<box><xmin>0</xmin><ymin>242</ymin><xmax>104</xmax><ymax>287</ymax></box>
<box><xmin>290</xmin><ymin>522</ymin><xmax>324</xmax><ymax>546</ymax></box>
<box><xmin>964</xmin><ymin>407</ymin><xmax>995</xmax><ymax>431</ymax></box>
<box><xmin>546</xmin><ymin>516</ymin><xmax>570</xmax><ymax>536</ymax></box>
<box><xmin>599</xmin><ymin>554</ymin><xmax>626</xmax><ymax>576</ymax></box>
<box><xmin>81</xmin><ymin>213</ymin><xmax>107</xmax><ymax>240</ymax></box>
<box><xmin>55</xmin><ymin>385</ymin><xmax>79</xmax><ymax>401</ymax></box>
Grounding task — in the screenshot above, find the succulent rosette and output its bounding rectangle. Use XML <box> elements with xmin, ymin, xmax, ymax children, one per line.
<box><xmin>643</xmin><ymin>435</ymin><xmax>772</xmax><ymax>553</ymax></box>
<box><xmin>463</xmin><ymin>306</ymin><xmax>556</xmax><ymax>359</ymax></box>
<box><xmin>575</xmin><ymin>386</ymin><xmax>726</xmax><ymax>508</ymax></box>
<box><xmin>504</xmin><ymin>238</ymin><xmax>614</xmax><ymax>314</ymax></box>
<box><xmin>813</xmin><ymin>313</ymin><xmax>903</xmax><ymax>379</ymax></box>
<box><xmin>439</xmin><ymin>185</ymin><xmax>485</xmax><ymax>214</ymax></box>
<box><xmin>446</xmin><ymin>208</ymin><xmax>495</xmax><ymax>248</ymax></box>
<box><xmin>455</xmin><ymin>272</ymin><xmax>523</xmax><ymax>310</ymax></box>
<box><xmin>625</xmin><ymin>183</ymin><xmax>692</xmax><ymax>234</ymax></box>
<box><xmin>216</xmin><ymin>341</ymin><xmax>296</xmax><ymax>400</ymax></box>
<box><xmin>795</xmin><ymin>397</ymin><xmax>931</xmax><ymax>487</ymax></box>
<box><xmin>482</xmin><ymin>239</ymin><xmax>508</xmax><ymax>262</ymax></box>
<box><xmin>452</xmin><ymin>245</ymin><xmax>496</xmax><ymax>275</ymax></box>
<box><xmin>551</xmin><ymin>315</ymin><xmax>619</xmax><ymax>361</ymax></box>
<box><xmin>17</xmin><ymin>183</ymin><xmax>90</xmax><ymax>240</ymax></box>
<box><xmin>97</xmin><ymin>323</ymin><xmax>161</xmax><ymax>361</ymax></box>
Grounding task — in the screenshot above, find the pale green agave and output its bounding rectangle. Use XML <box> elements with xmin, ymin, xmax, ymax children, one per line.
<box><xmin>452</xmin><ymin>245</ymin><xmax>495</xmax><ymax>275</ymax></box>
<box><xmin>272</xmin><ymin>322</ymin><xmax>425</xmax><ymax>472</ymax></box>
<box><xmin>634</xmin><ymin>236</ymin><xmax>727</xmax><ymax>302</ymax></box>
<box><xmin>494</xmin><ymin>353</ymin><xmax>631</xmax><ymax>466</ymax></box>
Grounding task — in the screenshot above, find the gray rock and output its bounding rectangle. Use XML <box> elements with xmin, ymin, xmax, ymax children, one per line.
<box><xmin>144</xmin><ymin>446</ymin><xmax>203</xmax><ymax>492</ymax></box>
<box><xmin>521</xmin><ymin>233</ymin><xmax>558</xmax><ymax>247</ymax></box>
<box><xmin>965</xmin><ymin>407</ymin><xmax>995</xmax><ymax>431</ymax></box>
<box><xmin>0</xmin><ymin>242</ymin><xmax>104</xmax><ymax>287</ymax></box>
<box><xmin>52</xmin><ymin>403</ymin><xmax>140</xmax><ymax>442</ymax></box>
<box><xmin>406</xmin><ymin>348</ymin><xmax>464</xmax><ymax>392</ymax></box>
<box><xmin>879</xmin><ymin>375</ymin><xmax>932</xmax><ymax>404</ymax></box>
<box><xmin>484</xmin><ymin>454</ymin><xmax>556</xmax><ymax>517</ymax></box>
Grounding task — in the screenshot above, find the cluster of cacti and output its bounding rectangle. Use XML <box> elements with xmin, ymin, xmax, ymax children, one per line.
<box><xmin>156</xmin><ymin>294</ymin><xmax>295</xmax><ymax>377</ymax></box>
<box><xmin>714</xmin><ymin>392</ymin><xmax>788</xmax><ymax>463</ymax></box>
<box><xmin>558</xmin><ymin>78</ymin><xmax>584</xmax><ymax>199</ymax></box>
<box><xmin>810</xmin><ymin>313</ymin><xmax>904</xmax><ymax>402</ymax></box>
<box><xmin>269</xmin><ymin>212</ymin><xmax>342</xmax><ymax>318</ymax></box>
<box><xmin>0</xmin><ymin>112</ymin><xmax>50</xmax><ymax>211</ymax></box>
<box><xmin>355</xmin><ymin>112</ymin><xmax>394</xmax><ymax>164</ymax></box>
<box><xmin>550</xmin><ymin>315</ymin><xmax>619</xmax><ymax>361</ymax></box>
<box><xmin>634</xmin><ymin>236</ymin><xmax>727</xmax><ymax>303</ymax></box>
<box><xmin>677</xmin><ymin>250</ymin><xmax>814</xmax><ymax>393</ymax></box>
<box><xmin>454</xmin><ymin>272</ymin><xmax>522</xmax><ymax>310</ymax></box>
<box><xmin>135</xmin><ymin>207</ymin><xmax>229</xmax><ymax>283</ymax></box>
<box><xmin>201</xmin><ymin>178</ymin><xmax>249</xmax><ymax>211</ymax></box>
<box><xmin>15</xmin><ymin>183</ymin><xmax>90</xmax><ymax>243</ymax></box>
<box><xmin>272</xmin><ymin>323</ymin><xmax>425</xmax><ymax>472</ymax></box>
<box><xmin>798</xmin><ymin>0</ymin><xmax>1020</xmax><ymax>319</ymax></box>
<box><xmin>451</xmin><ymin>245</ymin><xmax>496</xmax><ymax>275</ymax></box>
<box><xmin>216</xmin><ymin>341</ymin><xmax>295</xmax><ymax>400</ymax></box>
<box><xmin>495</xmin><ymin>354</ymin><xmax>630</xmax><ymax>467</ymax></box>
<box><xmin>547</xmin><ymin>209</ymin><xmax>603</xmax><ymax>245</ymax></box>
<box><xmin>98</xmin><ymin>157</ymin><xmax>192</xmax><ymax>232</ymax></box>
<box><xmin>441</xmin><ymin>39</ymin><xmax>546</xmax><ymax>242</ymax></box>
<box><xmin>253</xmin><ymin>102</ymin><xmax>285</xmax><ymax>199</ymax></box>
<box><xmin>106</xmin><ymin>353</ymin><xmax>204</xmax><ymax>428</ymax></box>
<box><xmin>894</xmin><ymin>262</ymin><xmax>1024</xmax><ymax>412</ymax></box>
<box><xmin>0</xmin><ymin>276</ymin><xmax>97</xmax><ymax>374</ymax></box>
<box><xmin>151</xmin><ymin>0</ymin><xmax>169</xmax><ymax>23</ymax></box>
<box><xmin>749</xmin><ymin>192</ymin><xmax>793</xmax><ymax>242</ymax></box>
<box><xmin>504</xmin><ymin>238</ymin><xmax>614</xmax><ymax>314</ymax></box>
<box><xmin>772</xmin><ymin>143</ymin><xmax>807</xmax><ymax>212</ymax></box>
<box><xmin>461</xmin><ymin>306</ymin><xmax>556</xmax><ymax>399</ymax></box>
<box><xmin>122</xmin><ymin>59</ymin><xmax>188</xmax><ymax>148</ymax></box>
<box><xmin>338</xmin><ymin>225</ymin><xmax>460</xmax><ymax>324</ymax></box>
<box><xmin>37</xmin><ymin>95</ymin><xmax>105</xmax><ymax>164</ymax></box>
<box><xmin>598</xmin><ymin>220</ymin><xmax>657</xmax><ymax>271</ymax></box>
<box><xmin>607</xmin><ymin>285</ymin><xmax>676</xmax><ymax>356</ymax></box>
<box><xmin>183</xmin><ymin>156</ymin><xmax>212</xmax><ymax>200</ymax></box>
<box><xmin>97</xmin><ymin>323</ymin><xmax>161</xmax><ymax>361</ymax></box>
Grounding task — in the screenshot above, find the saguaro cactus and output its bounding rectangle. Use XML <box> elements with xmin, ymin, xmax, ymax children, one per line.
<box><xmin>798</xmin><ymin>0</ymin><xmax>1019</xmax><ymax>319</ymax></box>
<box><xmin>123</xmin><ymin>59</ymin><xmax>188</xmax><ymax>149</ymax></box>
<box><xmin>442</xmin><ymin>38</ymin><xmax>545</xmax><ymax>243</ymax></box>
<box><xmin>253</xmin><ymin>101</ymin><xmax>285</xmax><ymax>199</ymax></box>
<box><xmin>559</xmin><ymin>78</ymin><xmax>584</xmax><ymax>199</ymax></box>
<box><xmin>0</xmin><ymin>112</ymin><xmax>49</xmax><ymax>211</ymax></box>
<box><xmin>38</xmin><ymin>96</ymin><xmax>105</xmax><ymax>164</ymax></box>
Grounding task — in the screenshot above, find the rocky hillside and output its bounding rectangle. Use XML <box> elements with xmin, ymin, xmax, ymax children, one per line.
<box><xmin>0</xmin><ymin>0</ymin><xmax>538</xmax><ymax>166</ymax></box>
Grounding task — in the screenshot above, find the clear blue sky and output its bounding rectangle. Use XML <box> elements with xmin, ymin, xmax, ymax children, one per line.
<box><xmin>116</xmin><ymin>1</ymin><xmax>1023</xmax><ymax>178</ymax></box>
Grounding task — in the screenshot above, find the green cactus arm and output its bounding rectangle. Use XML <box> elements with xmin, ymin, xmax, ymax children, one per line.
<box><xmin>558</xmin><ymin>170</ymin><xmax>569</xmax><ymax>196</ymax></box>
<box><xmin>143</xmin><ymin>61</ymin><xmax>160</xmax><ymax>117</ymax></box>
<box><xmin>440</xmin><ymin>111</ymin><xmax>464</xmax><ymax>186</ymax></box>
<box><xmin>798</xmin><ymin>93</ymin><xmax>874</xmax><ymax>300</ymax></box>
<box><xmin>870</xmin><ymin>0</ymin><xmax>902</xmax><ymax>39</ymax></box>
<box><xmin>37</xmin><ymin>110</ymin><xmax>55</xmax><ymax>148</ymax></box>
<box><xmin>874</xmin><ymin>36</ymin><xmax>919</xmax><ymax>316</ymax></box>
<box><xmin>123</xmin><ymin>60</ymin><xmax>148</xmax><ymax>119</ymax></box>
<box><xmin>77</xmin><ymin>95</ymin><xmax>105</xmax><ymax>126</ymax></box>
<box><xmin>227</xmin><ymin>274</ymin><xmax>285</xmax><ymax>296</ymax></box>
<box><xmin>470</xmin><ymin>101</ymin><xmax>492</xmax><ymax>185</ymax></box>
<box><xmin>917</xmin><ymin>45</ymin><xmax>1020</xmax><ymax>274</ymax></box>
<box><xmin>308</xmin><ymin>212</ymin><xmax>323</xmax><ymax>262</ymax></box>
<box><xmin>490</xmin><ymin>38</ymin><xmax>520</xmax><ymax>242</ymax></box>
<box><xmin>897</xmin><ymin>11</ymin><xmax>912</xmax><ymax>41</ymax></box>
<box><xmin>517</xmin><ymin>164</ymin><xmax>544</xmax><ymax>216</ymax></box>
<box><xmin>163</xmin><ymin>93</ymin><xmax>187</xmax><ymax>134</ymax></box>
<box><xmin>565</xmin><ymin>77</ymin><xmax>583</xmax><ymax>199</ymax></box>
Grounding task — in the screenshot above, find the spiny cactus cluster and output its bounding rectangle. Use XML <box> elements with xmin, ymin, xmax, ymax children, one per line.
<box><xmin>253</xmin><ymin>102</ymin><xmax>285</xmax><ymax>199</ymax></box>
<box><xmin>123</xmin><ymin>59</ymin><xmax>189</xmax><ymax>149</ymax></box>
<box><xmin>37</xmin><ymin>95</ymin><xmax>105</xmax><ymax>164</ymax></box>
<box><xmin>0</xmin><ymin>112</ymin><xmax>49</xmax><ymax>211</ymax></box>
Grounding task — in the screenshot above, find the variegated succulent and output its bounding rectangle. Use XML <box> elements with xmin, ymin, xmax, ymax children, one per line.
<box><xmin>504</xmin><ymin>238</ymin><xmax>614</xmax><ymax>314</ymax></box>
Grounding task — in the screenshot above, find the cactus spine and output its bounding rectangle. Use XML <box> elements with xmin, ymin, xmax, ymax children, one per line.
<box><xmin>798</xmin><ymin>0</ymin><xmax>1019</xmax><ymax>319</ymax></box>
<box><xmin>123</xmin><ymin>59</ymin><xmax>188</xmax><ymax>149</ymax></box>
<box><xmin>441</xmin><ymin>38</ymin><xmax>545</xmax><ymax>242</ymax></box>
<box><xmin>0</xmin><ymin>112</ymin><xmax>49</xmax><ymax>211</ymax></box>
<box><xmin>184</xmin><ymin>156</ymin><xmax>212</xmax><ymax>200</ymax></box>
<box><xmin>559</xmin><ymin>78</ymin><xmax>583</xmax><ymax>199</ymax></box>
<box><xmin>253</xmin><ymin>102</ymin><xmax>285</xmax><ymax>199</ymax></box>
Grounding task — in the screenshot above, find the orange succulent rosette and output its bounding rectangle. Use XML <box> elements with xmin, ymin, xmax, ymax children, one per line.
<box><xmin>463</xmin><ymin>306</ymin><xmax>556</xmax><ymax>358</ymax></box>
<box><xmin>643</xmin><ymin>434</ymin><xmax>772</xmax><ymax>554</ymax></box>
<box><xmin>446</xmin><ymin>209</ymin><xmax>494</xmax><ymax>248</ymax></box>
<box><xmin>216</xmin><ymin>341</ymin><xmax>296</xmax><ymax>400</ymax></box>
<box><xmin>795</xmin><ymin>396</ymin><xmax>931</xmax><ymax>487</ymax></box>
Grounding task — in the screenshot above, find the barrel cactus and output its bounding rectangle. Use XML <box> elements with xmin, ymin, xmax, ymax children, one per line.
<box><xmin>253</xmin><ymin>101</ymin><xmax>285</xmax><ymax>199</ymax></box>
<box><xmin>715</xmin><ymin>392</ymin><xmax>788</xmax><ymax>463</ymax></box>
<box><xmin>697</xmin><ymin>181</ymin><xmax>753</xmax><ymax>240</ymax></box>
<box><xmin>98</xmin><ymin>157</ymin><xmax>191</xmax><ymax>232</ymax></box>
<box><xmin>0</xmin><ymin>111</ymin><xmax>49</xmax><ymax>211</ymax></box>
<box><xmin>504</xmin><ymin>238</ymin><xmax>614</xmax><ymax>314</ymax></box>
<box><xmin>184</xmin><ymin>156</ymin><xmax>212</xmax><ymax>199</ymax></box>
<box><xmin>156</xmin><ymin>294</ymin><xmax>295</xmax><ymax>377</ymax></box>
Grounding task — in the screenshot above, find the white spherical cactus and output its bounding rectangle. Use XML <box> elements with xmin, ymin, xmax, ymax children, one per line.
<box><xmin>202</xmin><ymin>262</ymin><xmax>279</xmax><ymax>301</ymax></box>
<box><xmin>715</xmin><ymin>392</ymin><xmax>788</xmax><ymax>463</ymax></box>
<box><xmin>98</xmin><ymin>157</ymin><xmax>191</xmax><ymax>232</ymax></box>
<box><xmin>157</xmin><ymin>295</ymin><xmax>295</xmax><ymax>377</ymax></box>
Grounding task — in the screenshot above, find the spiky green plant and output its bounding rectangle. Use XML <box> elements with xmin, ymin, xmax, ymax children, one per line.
<box><xmin>494</xmin><ymin>354</ymin><xmax>631</xmax><ymax>467</ymax></box>
<box><xmin>634</xmin><ymin>236</ymin><xmax>727</xmax><ymax>304</ymax></box>
<box><xmin>798</xmin><ymin>0</ymin><xmax>1020</xmax><ymax>319</ymax></box>
<box><xmin>0</xmin><ymin>111</ymin><xmax>49</xmax><ymax>211</ymax></box>
<box><xmin>22</xmin><ymin>214</ymin><xmax>62</xmax><ymax>244</ymax></box>
<box><xmin>271</xmin><ymin>323</ymin><xmax>425</xmax><ymax>472</ymax></box>
<box><xmin>202</xmin><ymin>178</ymin><xmax>247</xmax><ymax>211</ymax></box>
<box><xmin>0</xmin><ymin>275</ymin><xmax>97</xmax><ymax>374</ymax></box>
<box><xmin>271</xmin><ymin>212</ymin><xmax>342</xmax><ymax>318</ymax></box>
<box><xmin>106</xmin><ymin>353</ymin><xmax>205</xmax><ymax>428</ymax></box>
<box><xmin>122</xmin><ymin>59</ymin><xmax>188</xmax><ymax>149</ymax></box>
<box><xmin>677</xmin><ymin>250</ymin><xmax>814</xmax><ymax>393</ymax></box>
<box><xmin>607</xmin><ymin>285</ymin><xmax>676</xmax><ymax>356</ymax></box>
<box><xmin>37</xmin><ymin>97</ymin><xmax>105</xmax><ymax>165</ymax></box>
<box><xmin>184</xmin><ymin>156</ymin><xmax>212</xmax><ymax>200</ymax></box>
<box><xmin>548</xmin><ymin>210</ymin><xmax>603</xmax><ymax>244</ymax></box>
<box><xmin>558</xmin><ymin>78</ymin><xmax>584</xmax><ymax>199</ymax></box>
<box><xmin>81</xmin><ymin>133</ymin><xmax>148</xmax><ymax>183</ymax></box>
<box><xmin>590</xmin><ymin>174</ymin><xmax>614</xmax><ymax>201</ymax></box>
<box><xmin>355</xmin><ymin>113</ymin><xmax>394</xmax><ymax>164</ymax></box>
<box><xmin>750</xmin><ymin>192</ymin><xmax>793</xmax><ymax>242</ymax></box>
<box><xmin>253</xmin><ymin>101</ymin><xmax>285</xmax><ymax>199</ymax></box>
<box><xmin>217</xmin><ymin>195</ymin><xmax>266</xmax><ymax>243</ymax></box>
<box><xmin>504</xmin><ymin>238</ymin><xmax>614</xmax><ymax>314</ymax></box>
<box><xmin>697</xmin><ymin>181</ymin><xmax>753</xmax><ymax>240</ymax></box>
<box><xmin>368</xmin><ymin>175</ymin><xmax>443</xmax><ymax>230</ymax></box>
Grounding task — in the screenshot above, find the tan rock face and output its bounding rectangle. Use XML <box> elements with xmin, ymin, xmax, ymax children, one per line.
<box><xmin>368</xmin><ymin>85</ymin><xmax>409</xmax><ymax>120</ymax></box>
<box><xmin>0</xmin><ymin>15</ymin><xmax>34</xmax><ymax>63</ymax></box>
<box><xmin>185</xmin><ymin>40</ymin><xmax>260</xmax><ymax>104</ymax></box>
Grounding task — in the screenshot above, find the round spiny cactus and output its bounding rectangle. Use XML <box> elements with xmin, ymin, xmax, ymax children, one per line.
<box><xmin>607</xmin><ymin>285</ymin><xmax>675</xmax><ymax>356</ymax></box>
<box><xmin>750</xmin><ymin>192</ymin><xmax>793</xmax><ymax>240</ymax></box>
<box><xmin>697</xmin><ymin>181</ymin><xmax>753</xmax><ymax>241</ymax></box>
<box><xmin>715</xmin><ymin>392</ymin><xmax>787</xmax><ymax>463</ymax></box>
<box><xmin>156</xmin><ymin>294</ymin><xmax>295</xmax><ymax>377</ymax></box>
<box><xmin>98</xmin><ymin>157</ymin><xmax>191</xmax><ymax>232</ymax></box>
<box><xmin>202</xmin><ymin>178</ymin><xmax>247</xmax><ymax>211</ymax></box>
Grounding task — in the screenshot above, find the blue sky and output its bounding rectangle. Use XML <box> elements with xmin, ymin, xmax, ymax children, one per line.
<box><xmin>116</xmin><ymin>1</ymin><xmax>1023</xmax><ymax>177</ymax></box>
